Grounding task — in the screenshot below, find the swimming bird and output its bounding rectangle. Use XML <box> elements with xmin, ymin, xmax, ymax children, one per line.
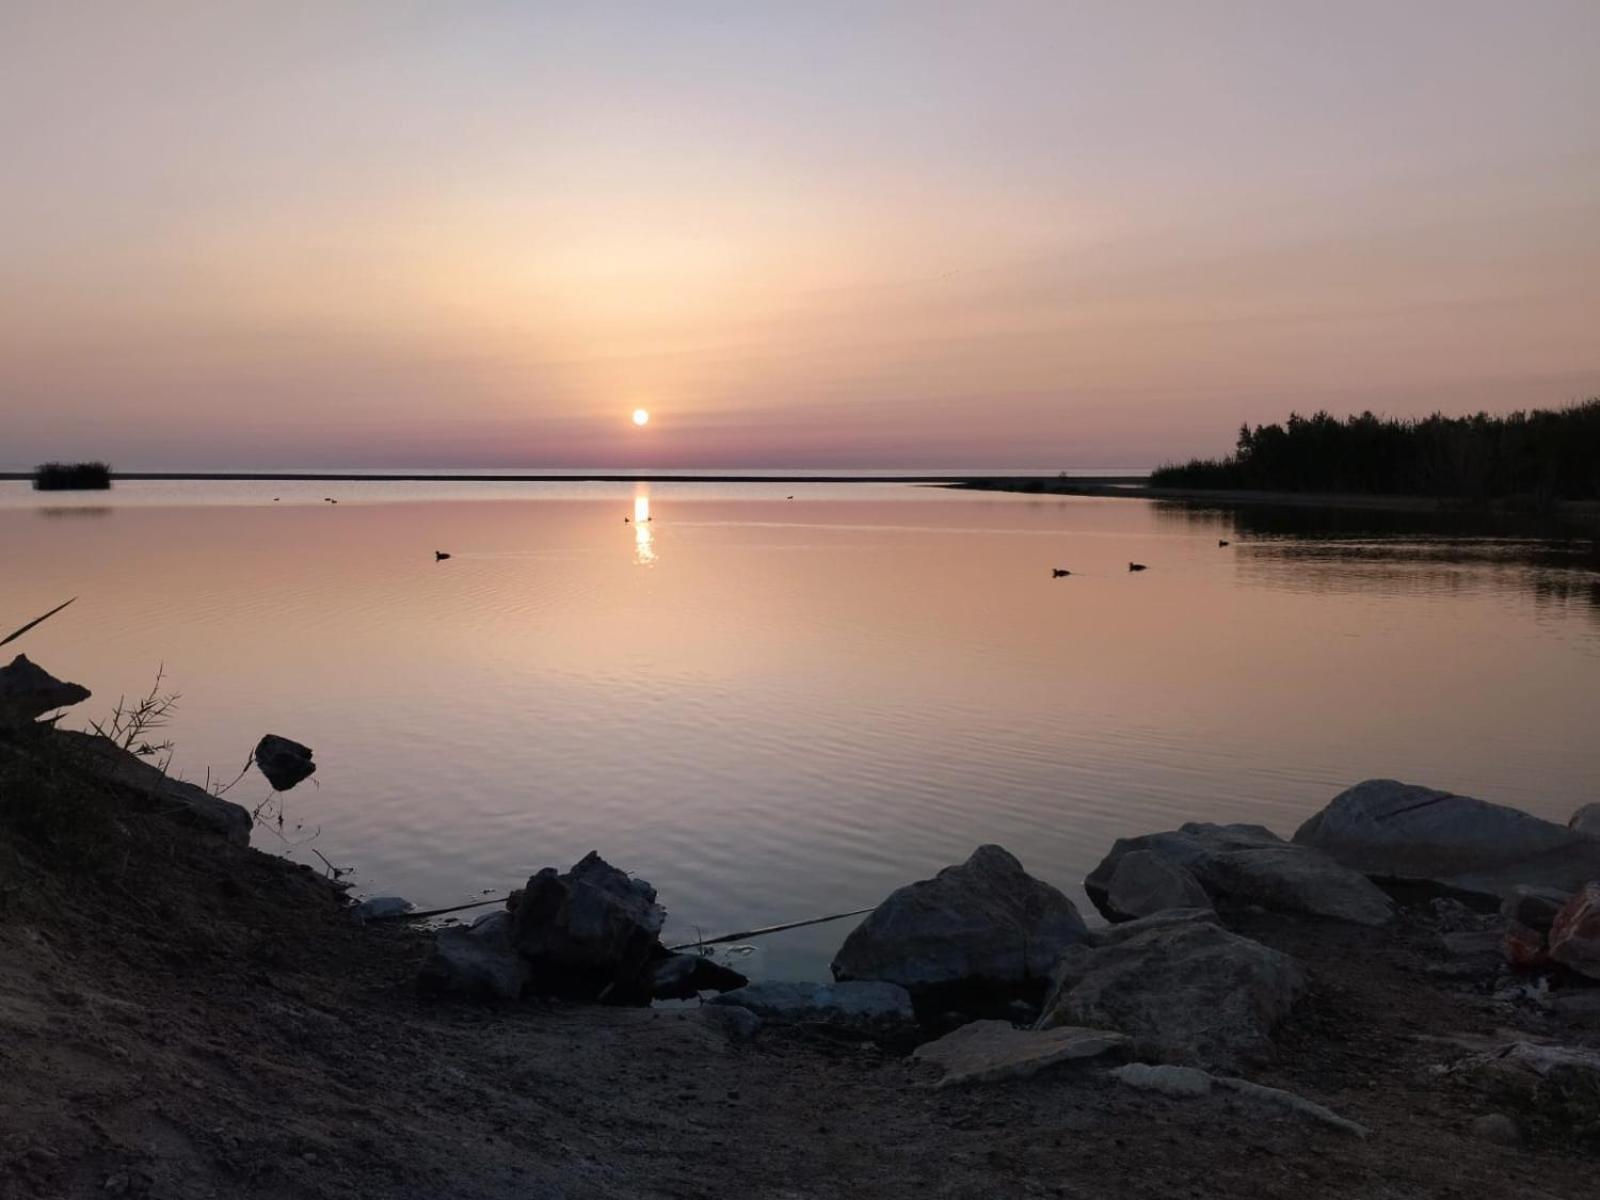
<box><xmin>1052</xmin><ymin>568</ymin><xmax>1071</xmax><ymax>578</ymax></box>
<box><xmin>1128</xmin><ymin>562</ymin><xmax>1147</xmax><ymax>571</ymax></box>
<box><xmin>787</xmin><ymin>495</ymin><xmax>794</xmax><ymax>500</ymax></box>
<box><xmin>435</xmin><ymin>551</ymin><xmax>451</xmax><ymax>561</ymax></box>
<box><xmin>1218</xmin><ymin>539</ymin><xmax>1230</xmax><ymax>547</ymax></box>
<box><xmin>624</xmin><ymin>516</ymin><xmax>630</xmax><ymax>523</ymax></box>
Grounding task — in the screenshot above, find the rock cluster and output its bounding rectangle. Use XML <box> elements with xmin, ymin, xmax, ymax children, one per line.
<box><xmin>0</xmin><ymin>655</ymin><xmax>90</xmax><ymax>729</ymax></box>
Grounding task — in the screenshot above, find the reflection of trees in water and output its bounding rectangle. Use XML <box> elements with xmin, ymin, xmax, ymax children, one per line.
<box><xmin>1151</xmin><ymin>500</ymin><xmax>1600</xmax><ymax>621</ymax></box>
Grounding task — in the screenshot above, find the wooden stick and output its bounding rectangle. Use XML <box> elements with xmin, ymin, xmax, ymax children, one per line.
<box><xmin>665</xmin><ymin>907</ymin><xmax>873</xmax><ymax>952</ymax></box>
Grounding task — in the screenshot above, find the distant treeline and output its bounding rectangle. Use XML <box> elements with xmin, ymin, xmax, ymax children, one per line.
<box><xmin>33</xmin><ymin>462</ymin><xmax>112</xmax><ymax>491</ymax></box>
<box><xmin>1150</xmin><ymin>400</ymin><xmax>1600</xmax><ymax>501</ymax></box>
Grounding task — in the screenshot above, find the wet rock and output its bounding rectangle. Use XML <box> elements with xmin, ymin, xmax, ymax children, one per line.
<box><xmin>649</xmin><ymin>952</ymin><xmax>749</xmax><ymax>1000</ymax></box>
<box><xmin>1549</xmin><ymin>882</ymin><xmax>1600</xmax><ymax>981</ymax></box>
<box><xmin>0</xmin><ymin>655</ymin><xmax>90</xmax><ymax>728</ymax></box>
<box><xmin>1292</xmin><ymin>779</ymin><xmax>1600</xmax><ymax>902</ymax></box>
<box><xmin>1503</xmin><ymin>920</ymin><xmax>1551</xmax><ymax>970</ymax></box>
<box><xmin>1102</xmin><ymin>850</ymin><xmax>1211</xmax><ymax>921</ymax></box>
<box><xmin>831</xmin><ymin>845</ymin><xmax>1088</xmax><ymax>1001</ymax></box>
<box><xmin>1086</xmin><ymin>823</ymin><xmax>1392</xmax><ymax>926</ymax></box>
<box><xmin>911</xmin><ymin>1020</ymin><xmax>1128</xmax><ymax>1087</ymax></box>
<box><xmin>253</xmin><ymin>735</ymin><xmax>316</xmax><ymax>791</ymax></box>
<box><xmin>510</xmin><ymin>852</ymin><xmax>666</xmax><ymax>1002</ymax></box>
<box><xmin>1038</xmin><ymin>918</ymin><xmax>1305</xmax><ymax>1071</ymax></box>
<box><xmin>417</xmin><ymin>913</ymin><xmax>529</xmax><ymax>1000</ymax></box>
<box><xmin>1471</xmin><ymin>1113</ymin><xmax>1521</xmax><ymax>1144</ymax></box>
<box><xmin>1571</xmin><ymin>804</ymin><xmax>1600</xmax><ymax>837</ymax></box>
<box><xmin>708</xmin><ymin>980</ymin><xmax>914</xmax><ymax>1027</ymax></box>
<box><xmin>53</xmin><ymin>730</ymin><xmax>251</xmax><ymax>845</ymax></box>
<box><xmin>352</xmin><ymin>896</ymin><xmax>414</xmax><ymax>922</ymax></box>
<box><xmin>699</xmin><ymin>1004</ymin><xmax>762</xmax><ymax>1042</ymax></box>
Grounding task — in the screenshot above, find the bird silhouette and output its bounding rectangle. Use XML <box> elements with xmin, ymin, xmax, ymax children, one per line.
<box><xmin>1218</xmin><ymin>539</ymin><xmax>1230</xmax><ymax>547</ymax></box>
<box><xmin>1052</xmin><ymin>568</ymin><xmax>1071</xmax><ymax>578</ymax></box>
<box><xmin>435</xmin><ymin>551</ymin><xmax>451</xmax><ymax>561</ymax></box>
<box><xmin>1128</xmin><ymin>562</ymin><xmax>1147</xmax><ymax>572</ymax></box>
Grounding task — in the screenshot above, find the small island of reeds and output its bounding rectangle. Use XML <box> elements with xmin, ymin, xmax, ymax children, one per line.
<box><xmin>1152</xmin><ymin>399</ymin><xmax>1600</xmax><ymax>502</ymax></box>
<box><xmin>33</xmin><ymin>461</ymin><xmax>112</xmax><ymax>491</ymax></box>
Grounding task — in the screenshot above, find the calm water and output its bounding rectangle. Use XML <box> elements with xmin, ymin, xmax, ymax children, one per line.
<box><xmin>5</xmin><ymin>481</ymin><xmax>1598</xmax><ymax>979</ymax></box>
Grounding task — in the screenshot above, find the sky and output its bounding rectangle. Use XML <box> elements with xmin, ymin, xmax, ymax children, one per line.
<box><xmin>2</xmin><ymin>1</ymin><xmax>1598</xmax><ymax>470</ymax></box>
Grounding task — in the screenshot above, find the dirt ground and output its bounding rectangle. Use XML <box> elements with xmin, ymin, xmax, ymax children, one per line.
<box><xmin>2</xmin><ymin>739</ymin><xmax>1597</xmax><ymax>1199</ymax></box>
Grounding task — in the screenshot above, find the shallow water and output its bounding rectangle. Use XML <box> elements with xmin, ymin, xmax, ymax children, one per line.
<box><xmin>5</xmin><ymin>480</ymin><xmax>1598</xmax><ymax>980</ymax></box>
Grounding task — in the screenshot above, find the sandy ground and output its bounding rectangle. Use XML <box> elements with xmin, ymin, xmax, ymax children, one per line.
<box><xmin>2</xmin><ymin>743</ymin><xmax>1598</xmax><ymax>1199</ymax></box>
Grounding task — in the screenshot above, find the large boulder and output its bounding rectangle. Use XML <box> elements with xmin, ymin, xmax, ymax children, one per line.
<box><xmin>1101</xmin><ymin>850</ymin><xmax>1211</xmax><ymax>921</ymax></box>
<box><xmin>1037</xmin><ymin>917</ymin><xmax>1306</xmax><ymax>1071</ymax></box>
<box><xmin>418</xmin><ymin>912</ymin><xmax>530</xmax><ymax>1001</ymax></box>
<box><xmin>708</xmin><ymin>980</ymin><xmax>914</xmax><ymax>1027</ymax></box>
<box><xmin>1293</xmin><ymin>780</ymin><xmax>1600</xmax><ymax>902</ymax></box>
<box><xmin>0</xmin><ymin>655</ymin><xmax>90</xmax><ymax>728</ymax></box>
<box><xmin>1571</xmin><ymin>804</ymin><xmax>1600</xmax><ymax>838</ymax></box>
<box><xmin>1549</xmin><ymin>882</ymin><xmax>1600</xmax><ymax>981</ymax></box>
<box><xmin>648</xmin><ymin>952</ymin><xmax>748</xmax><ymax>1000</ymax></box>
<box><xmin>830</xmin><ymin>845</ymin><xmax>1088</xmax><ymax>1003</ymax></box>
<box><xmin>253</xmin><ymin>735</ymin><xmax>316</xmax><ymax>791</ymax></box>
<box><xmin>510</xmin><ymin>852</ymin><xmax>666</xmax><ymax>1002</ymax></box>
<box><xmin>53</xmin><ymin>730</ymin><xmax>251</xmax><ymax>845</ymax></box>
<box><xmin>1085</xmin><ymin>823</ymin><xmax>1393</xmax><ymax>926</ymax></box>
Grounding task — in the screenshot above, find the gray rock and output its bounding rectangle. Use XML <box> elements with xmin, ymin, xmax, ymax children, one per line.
<box><xmin>0</xmin><ymin>655</ymin><xmax>90</xmax><ymax>727</ymax></box>
<box><xmin>253</xmin><ymin>734</ymin><xmax>316</xmax><ymax>791</ymax></box>
<box><xmin>708</xmin><ymin>980</ymin><xmax>915</xmax><ymax>1026</ymax></box>
<box><xmin>1038</xmin><ymin>918</ymin><xmax>1305</xmax><ymax>1071</ymax></box>
<box><xmin>1292</xmin><ymin>779</ymin><xmax>1600</xmax><ymax>902</ymax></box>
<box><xmin>1111</xmin><ymin>1062</ymin><xmax>1213</xmax><ymax>1097</ymax></box>
<box><xmin>649</xmin><ymin>952</ymin><xmax>749</xmax><ymax>1000</ymax></box>
<box><xmin>1570</xmin><ymin>803</ymin><xmax>1600</xmax><ymax>838</ymax></box>
<box><xmin>1471</xmin><ymin>1113</ymin><xmax>1521</xmax><ymax>1144</ymax></box>
<box><xmin>1102</xmin><ymin>850</ymin><xmax>1211</xmax><ymax>921</ymax></box>
<box><xmin>417</xmin><ymin>917</ymin><xmax>530</xmax><ymax>1001</ymax></box>
<box><xmin>510</xmin><ymin>852</ymin><xmax>666</xmax><ymax>1002</ymax></box>
<box><xmin>352</xmin><ymin>896</ymin><xmax>414</xmax><ymax>922</ymax></box>
<box><xmin>1086</xmin><ymin>823</ymin><xmax>1393</xmax><ymax>926</ymax></box>
<box><xmin>1501</xmin><ymin>885</ymin><xmax>1572</xmax><ymax>933</ymax></box>
<box><xmin>831</xmin><ymin>845</ymin><xmax>1088</xmax><ymax>999</ymax></box>
<box><xmin>1549</xmin><ymin>882</ymin><xmax>1600</xmax><ymax>981</ymax></box>
<box><xmin>699</xmin><ymin>1004</ymin><xmax>762</xmax><ymax>1042</ymax></box>
<box><xmin>53</xmin><ymin>730</ymin><xmax>251</xmax><ymax>845</ymax></box>
<box><xmin>912</xmin><ymin>1020</ymin><xmax>1128</xmax><ymax>1087</ymax></box>
<box><xmin>1086</xmin><ymin>907</ymin><xmax>1220</xmax><ymax>947</ymax></box>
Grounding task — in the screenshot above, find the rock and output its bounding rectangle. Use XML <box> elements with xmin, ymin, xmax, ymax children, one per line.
<box><xmin>0</xmin><ymin>655</ymin><xmax>90</xmax><ymax>727</ymax></box>
<box><xmin>1571</xmin><ymin>804</ymin><xmax>1600</xmax><ymax>837</ymax></box>
<box><xmin>1086</xmin><ymin>907</ymin><xmax>1219</xmax><ymax>947</ymax></box>
<box><xmin>708</xmin><ymin>980</ymin><xmax>915</xmax><ymax>1026</ymax></box>
<box><xmin>1501</xmin><ymin>885</ymin><xmax>1572</xmax><ymax>933</ymax></box>
<box><xmin>911</xmin><ymin>1020</ymin><xmax>1128</xmax><ymax>1087</ymax></box>
<box><xmin>510</xmin><ymin>852</ymin><xmax>666</xmax><ymax>1002</ymax></box>
<box><xmin>253</xmin><ymin>735</ymin><xmax>316</xmax><ymax>791</ymax></box>
<box><xmin>1085</xmin><ymin>823</ymin><xmax>1393</xmax><ymax>927</ymax></box>
<box><xmin>648</xmin><ymin>952</ymin><xmax>749</xmax><ymax>1000</ymax></box>
<box><xmin>1446</xmin><ymin>1040</ymin><xmax>1600</xmax><ymax>1138</ymax></box>
<box><xmin>1037</xmin><ymin>918</ymin><xmax>1305</xmax><ymax>1071</ymax></box>
<box><xmin>53</xmin><ymin>730</ymin><xmax>251</xmax><ymax>845</ymax></box>
<box><xmin>352</xmin><ymin>896</ymin><xmax>414</xmax><ymax>922</ymax></box>
<box><xmin>1549</xmin><ymin>882</ymin><xmax>1600</xmax><ymax>981</ymax></box>
<box><xmin>1471</xmin><ymin>1113</ymin><xmax>1521</xmax><ymax>1144</ymax></box>
<box><xmin>1503</xmin><ymin>920</ymin><xmax>1551</xmax><ymax>970</ymax></box>
<box><xmin>1292</xmin><ymin>779</ymin><xmax>1600</xmax><ymax>902</ymax></box>
<box><xmin>1101</xmin><ymin>850</ymin><xmax>1211</xmax><ymax>921</ymax></box>
<box><xmin>1111</xmin><ymin>1063</ymin><xmax>1368</xmax><ymax>1135</ymax></box>
<box><xmin>417</xmin><ymin>916</ymin><xmax>530</xmax><ymax>1000</ymax></box>
<box><xmin>699</xmin><ymin>1004</ymin><xmax>762</xmax><ymax>1042</ymax></box>
<box><xmin>831</xmin><ymin>845</ymin><xmax>1088</xmax><ymax>1002</ymax></box>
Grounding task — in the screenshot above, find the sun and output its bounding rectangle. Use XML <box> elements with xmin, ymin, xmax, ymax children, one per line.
<box><xmin>631</xmin><ymin>408</ymin><xmax>650</xmax><ymax>427</ymax></box>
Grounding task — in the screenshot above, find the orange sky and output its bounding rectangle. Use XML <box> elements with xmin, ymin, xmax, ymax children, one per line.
<box><xmin>2</xmin><ymin>2</ymin><xmax>1597</xmax><ymax>468</ymax></box>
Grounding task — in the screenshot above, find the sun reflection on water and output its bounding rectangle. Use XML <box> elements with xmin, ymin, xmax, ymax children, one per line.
<box><xmin>633</xmin><ymin>489</ymin><xmax>655</xmax><ymax>564</ymax></box>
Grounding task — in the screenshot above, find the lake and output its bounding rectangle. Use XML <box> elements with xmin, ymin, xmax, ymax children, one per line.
<box><xmin>5</xmin><ymin>480</ymin><xmax>1598</xmax><ymax>980</ymax></box>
